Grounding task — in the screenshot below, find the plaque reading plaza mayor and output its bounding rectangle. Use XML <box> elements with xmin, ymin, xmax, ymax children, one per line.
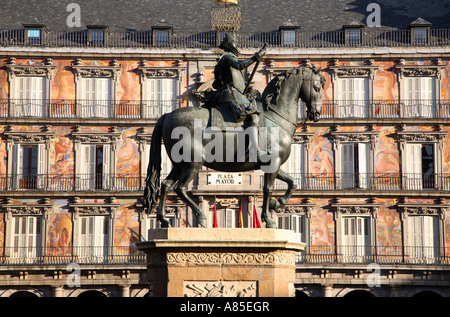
<box><xmin>207</xmin><ymin>172</ymin><xmax>242</xmax><ymax>185</ymax></box>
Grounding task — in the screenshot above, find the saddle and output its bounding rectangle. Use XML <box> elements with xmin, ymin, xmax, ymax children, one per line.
<box><xmin>201</xmin><ymin>88</ymin><xmax>266</xmax><ymax>130</ymax></box>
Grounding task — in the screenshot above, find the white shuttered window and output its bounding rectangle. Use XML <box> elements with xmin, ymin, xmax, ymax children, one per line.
<box><xmin>338</xmin><ymin>77</ymin><xmax>369</xmax><ymax>118</ymax></box>
<box><xmin>17</xmin><ymin>76</ymin><xmax>45</xmax><ymax>117</ymax></box>
<box><xmin>81</xmin><ymin>77</ymin><xmax>111</xmax><ymax>118</ymax></box>
<box><xmin>404</xmin><ymin>77</ymin><xmax>435</xmax><ymax>118</ymax></box>
<box><xmin>146</xmin><ymin>78</ymin><xmax>177</xmax><ymax>118</ymax></box>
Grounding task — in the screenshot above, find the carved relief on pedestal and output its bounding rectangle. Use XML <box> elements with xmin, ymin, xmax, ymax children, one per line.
<box><xmin>184</xmin><ymin>281</ymin><xmax>257</xmax><ymax>297</ymax></box>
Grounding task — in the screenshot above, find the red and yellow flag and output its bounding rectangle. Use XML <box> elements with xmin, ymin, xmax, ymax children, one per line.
<box><xmin>238</xmin><ymin>199</ymin><xmax>244</xmax><ymax>228</ymax></box>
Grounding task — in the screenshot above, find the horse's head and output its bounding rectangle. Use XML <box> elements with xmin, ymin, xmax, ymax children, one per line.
<box><xmin>300</xmin><ymin>66</ymin><xmax>325</xmax><ymax>122</ymax></box>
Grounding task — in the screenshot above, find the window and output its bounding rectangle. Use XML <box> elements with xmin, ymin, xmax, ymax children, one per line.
<box><xmin>152</xmin><ymin>25</ymin><xmax>172</xmax><ymax>46</ymax></box>
<box><xmin>342</xmin><ymin>216</ymin><xmax>371</xmax><ymax>262</ymax></box>
<box><xmin>403</xmin><ymin>77</ymin><xmax>435</xmax><ymax>117</ymax></box>
<box><xmin>147</xmin><ymin>214</ymin><xmax>178</xmax><ymax>229</ymax></box>
<box><xmin>146</xmin><ymin>78</ymin><xmax>177</xmax><ymax>118</ymax></box>
<box><xmin>278</xmin><ymin>143</ymin><xmax>306</xmax><ymax>189</ymax></box>
<box><xmin>87</xmin><ymin>26</ymin><xmax>108</xmax><ymax>45</ymax></box>
<box><xmin>338</xmin><ymin>77</ymin><xmax>369</xmax><ymax>118</ymax></box>
<box><xmin>278</xmin><ymin>214</ymin><xmax>304</xmax><ymax>242</ymax></box>
<box><xmin>209</xmin><ymin>208</ymin><xmax>237</xmax><ymax>228</ymax></box>
<box><xmin>155</xmin><ymin>30</ymin><xmax>169</xmax><ymax>46</ymax></box>
<box><xmin>142</xmin><ymin>143</ymin><xmax>172</xmax><ymax>179</ymax></box>
<box><xmin>80</xmin><ymin>77</ymin><xmax>111</xmax><ymax>118</ymax></box>
<box><xmin>279</xmin><ymin>25</ymin><xmax>300</xmax><ymax>46</ymax></box>
<box><xmin>79</xmin><ymin>215</ymin><xmax>109</xmax><ymax>261</ymax></box>
<box><xmin>17</xmin><ymin>76</ymin><xmax>46</xmax><ymax>117</ymax></box>
<box><xmin>347</xmin><ymin>29</ymin><xmax>362</xmax><ymax>44</ymax></box>
<box><xmin>282</xmin><ymin>30</ymin><xmax>297</xmax><ymax>46</ymax></box>
<box><xmin>90</xmin><ymin>29</ymin><xmax>105</xmax><ymax>45</ymax></box>
<box><xmin>408</xmin><ymin>216</ymin><xmax>439</xmax><ymax>263</ymax></box>
<box><xmin>404</xmin><ymin>143</ymin><xmax>435</xmax><ymax>189</ymax></box>
<box><xmin>80</xmin><ymin>144</ymin><xmax>111</xmax><ymax>190</ymax></box>
<box><xmin>27</xmin><ymin>29</ymin><xmax>42</xmax><ymax>44</ymax></box>
<box><xmin>12</xmin><ymin>144</ymin><xmax>45</xmax><ymax>189</ymax></box>
<box><xmin>413</xmin><ymin>27</ymin><xmax>428</xmax><ymax>44</ymax></box>
<box><xmin>12</xmin><ymin>216</ymin><xmax>42</xmax><ymax>261</ymax></box>
<box><xmin>340</xmin><ymin>143</ymin><xmax>369</xmax><ymax>189</ymax></box>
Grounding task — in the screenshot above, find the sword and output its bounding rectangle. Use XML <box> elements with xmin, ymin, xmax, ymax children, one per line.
<box><xmin>243</xmin><ymin>42</ymin><xmax>267</xmax><ymax>95</ymax></box>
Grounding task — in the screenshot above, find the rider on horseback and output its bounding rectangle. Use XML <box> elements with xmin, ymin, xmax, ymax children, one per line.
<box><xmin>212</xmin><ymin>33</ymin><xmax>267</xmax><ymax>156</ymax></box>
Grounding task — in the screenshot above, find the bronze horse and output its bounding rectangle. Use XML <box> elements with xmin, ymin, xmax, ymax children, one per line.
<box><xmin>144</xmin><ymin>65</ymin><xmax>325</xmax><ymax>228</ymax></box>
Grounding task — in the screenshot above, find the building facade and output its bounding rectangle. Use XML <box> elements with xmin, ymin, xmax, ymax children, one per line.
<box><xmin>0</xmin><ymin>0</ymin><xmax>449</xmax><ymax>297</ymax></box>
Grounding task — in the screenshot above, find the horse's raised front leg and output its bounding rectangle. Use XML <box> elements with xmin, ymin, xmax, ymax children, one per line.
<box><xmin>269</xmin><ymin>169</ymin><xmax>297</xmax><ymax>211</ymax></box>
<box><xmin>173</xmin><ymin>164</ymin><xmax>207</xmax><ymax>228</ymax></box>
<box><xmin>157</xmin><ymin>166</ymin><xmax>181</xmax><ymax>228</ymax></box>
<box><xmin>261</xmin><ymin>172</ymin><xmax>278</xmax><ymax>228</ymax></box>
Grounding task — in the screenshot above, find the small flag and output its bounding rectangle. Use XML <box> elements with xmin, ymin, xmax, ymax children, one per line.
<box><xmin>213</xmin><ymin>200</ymin><xmax>218</xmax><ymax>228</ymax></box>
<box><xmin>238</xmin><ymin>199</ymin><xmax>244</xmax><ymax>228</ymax></box>
<box><xmin>253</xmin><ymin>205</ymin><xmax>261</xmax><ymax>228</ymax></box>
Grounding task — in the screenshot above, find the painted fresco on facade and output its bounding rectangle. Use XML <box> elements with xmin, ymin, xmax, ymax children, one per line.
<box><xmin>375</xmin><ymin>128</ymin><xmax>399</xmax><ymax>174</ymax></box>
<box><xmin>50</xmin><ymin>126</ymin><xmax>74</xmax><ymax>178</ymax></box>
<box><xmin>310</xmin><ymin>199</ymin><xmax>334</xmax><ymax>249</ymax></box>
<box><xmin>309</xmin><ymin>127</ymin><xmax>334</xmax><ymax>178</ymax></box>
<box><xmin>48</xmin><ymin>200</ymin><xmax>72</xmax><ymax>254</ymax></box>
<box><xmin>376</xmin><ymin>198</ymin><xmax>402</xmax><ymax>252</ymax></box>
<box><xmin>373</xmin><ymin>61</ymin><xmax>398</xmax><ymax>101</ymax></box>
<box><xmin>114</xmin><ymin>201</ymin><xmax>140</xmax><ymax>246</ymax></box>
<box><xmin>117</xmin><ymin>128</ymin><xmax>140</xmax><ymax>176</ymax></box>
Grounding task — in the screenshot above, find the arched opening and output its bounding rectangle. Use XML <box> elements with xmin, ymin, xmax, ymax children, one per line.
<box><xmin>412</xmin><ymin>291</ymin><xmax>442</xmax><ymax>298</ymax></box>
<box><xmin>295</xmin><ymin>290</ymin><xmax>309</xmax><ymax>298</ymax></box>
<box><xmin>10</xmin><ymin>291</ymin><xmax>39</xmax><ymax>297</ymax></box>
<box><xmin>77</xmin><ymin>290</ymin><xmax>107</xmax><ymax>297</ymax></box>
<box><xmin>343</xmin><ymin>290</ymin><xmax>375</xmax><ymax>298</ymax></box>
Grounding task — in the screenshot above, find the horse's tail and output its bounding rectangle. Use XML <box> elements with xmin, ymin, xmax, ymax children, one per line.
<box><xmin>143</xmin><ymin>113</ymin><xmax>169</xmax><ymax>213</ymax></box>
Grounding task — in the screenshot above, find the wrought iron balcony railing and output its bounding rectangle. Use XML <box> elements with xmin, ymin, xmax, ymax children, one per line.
<box><xmin>0</xmin><ymin>246</ymin><xmax>145</xmax><ymax>266</ymax></box>
<box><xmin>301</xmin><ymin>99</ymin><xmax>450</xmax><ymax>119</ymax></box>
<box><xmin>0</xmin><ymin>173</ymin><xmax>449</xmax><ymax>192</ymax></box>
<box><xmin>268</xmin><ymin>173</ymin><xmax>450</xmax><ymax>191</ymax></box>
<box><xmin>1</xmin><ymin>245</ymin><xmax>448</xmax><ymax>266</ymax></box>
<box><xmin>0</xmin><ymin>99</ymin><xmax>180</xmax><ymax>119</ymax></box>
<box><xmin>0</xmin><ymin>29</ymin><xmax>449</xmax><ymax>48</ymax></box>
<box><xmin>0</xmin><ymin>173</ymin><xmax>147</xmax><ymax>192</ymax></box>
<box><xmin>297</xmin><ymin>245</ymin><xmax>450</xmax><ymax>266</ymax></box>
<box><xmin>2</xmin><ymin>99</ymin><xmax>449</xmax><ymax>120</ymax></box>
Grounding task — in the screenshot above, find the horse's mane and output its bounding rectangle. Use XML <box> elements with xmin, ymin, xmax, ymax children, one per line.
<box><xmin>261</xmin><ymin>65</ymin><xmax>324</xmax><ymax>109</ymax></box>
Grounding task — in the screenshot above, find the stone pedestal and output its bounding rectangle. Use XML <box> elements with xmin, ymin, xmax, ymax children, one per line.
<box><xmin>136</xmin><ymin>228</ymin><xmax>305</xmax><ymax>297</ymax></box>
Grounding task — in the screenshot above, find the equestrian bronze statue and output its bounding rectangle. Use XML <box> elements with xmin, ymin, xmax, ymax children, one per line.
<box><xmin>143</xmin><ymin>40</ymin><xmax>325</xmax><ymax>228</ymax></box>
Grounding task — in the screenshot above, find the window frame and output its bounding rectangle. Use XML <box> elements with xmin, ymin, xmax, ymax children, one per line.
<box><xmin>1</xmin><ymin>203</ymin><xmax>52</xmax><ymax>263</ymax></box>
<box><xmin>70</xmin><ymin>203</ymin><xmax>118</xmax><ymax>262</ymax></box>
<box><xmin>137</xmin><ymin>65</ymin><xmax>184</xmax><ymax>119</ymax></box>
<box><xmin>279</xmin><ymin>26</ymin><xmax>300</xmax><ymax>46</ymax></box>
<box><xmin>72</xmin><ymin>131</ymin><xmax>120</xmax><ymax>191</ymax></box>
<box><xmin>72</xmin><ymin>61</ymin><xmax>120</xmax><ymax>119</ymax></box>
<box><xmin>398</xmin><ymin>130</ymin><xmax>447</xmax><ymax>190</ymax></box>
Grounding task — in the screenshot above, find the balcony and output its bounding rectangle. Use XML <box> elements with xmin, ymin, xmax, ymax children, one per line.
<box><xmin>1</xmin><ymin>99</ymin><xmax>450</xmax><ymax>120</ymax></box>
<box><xmin>1</xmin><ymin>245</ymin><xmax>447</xmax><ymax>266</ymax></box>
<box><xmin>303</xmin><ymin>99</ymin><xmax>450</xmax><ymax>119</ymax></box>
<box><xmin>269</xmin><ymin>173</ymin><xmax>450</xmax><ymax>192</ymax></box>
<box><xmin>0</xmin><ymin>99</ymin><xmax>180</xmax><ymax>119</ymax></box>
<box><xmin>297</xmin><ymin>245</ymin><xmax>450</xmax><ymax>266</ymax></box>
<box><xmin>1</xmin><ymin>173</ymin><xmax>449</xmax><ymax>193</ymax></box>
<box><xmin>0</xmin><ymin>173</ymin><xmax>146</xmax><ymax>192</ymax></box>
<box><xmin>0</xmin><ymin>246</ymin><xmax>145</xmax><ymax>265</ymax></box>
<box><xmin>0</xmin><ymin>28</ymin><xmax>449</xmax><ymax>48</ymax></box>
